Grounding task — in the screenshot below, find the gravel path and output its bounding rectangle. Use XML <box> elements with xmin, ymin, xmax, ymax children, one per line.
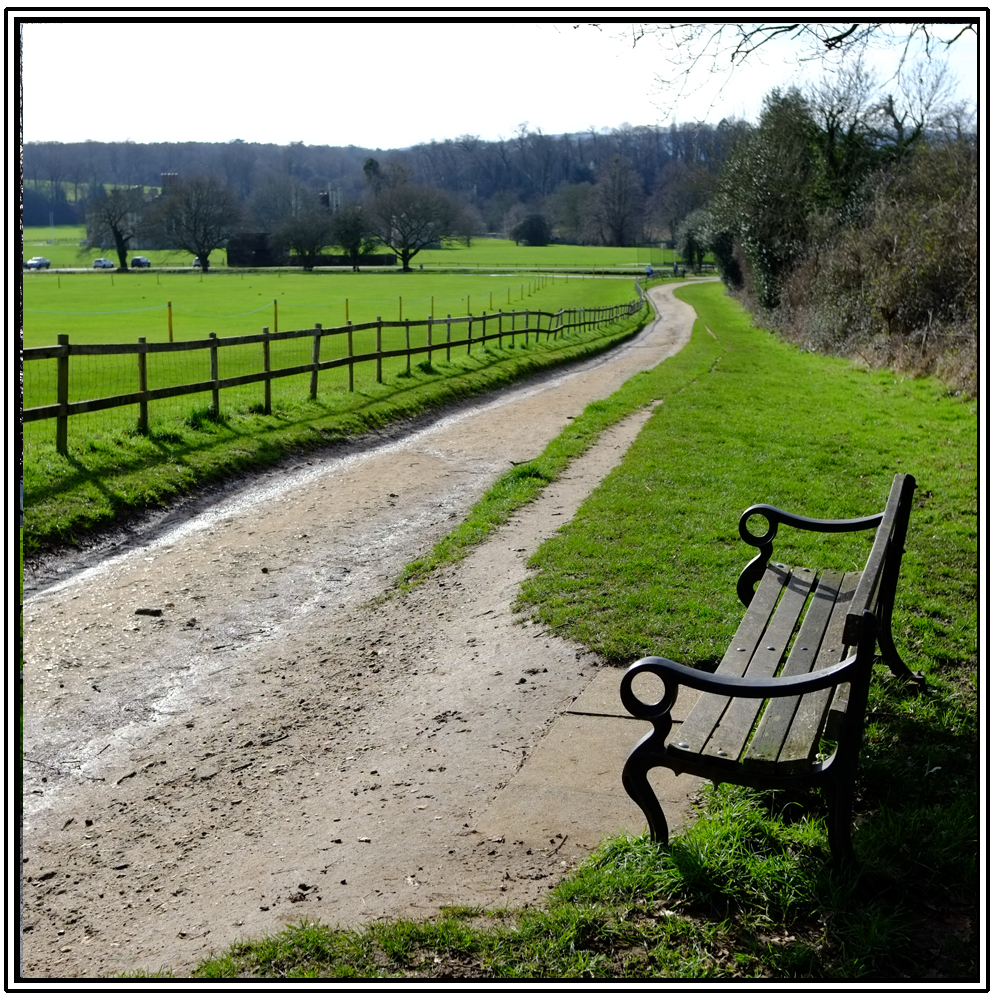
<box><xmin>21</xmin><ymin>283</ymin><xmax>700</xmax><ymax>977</ymax></box>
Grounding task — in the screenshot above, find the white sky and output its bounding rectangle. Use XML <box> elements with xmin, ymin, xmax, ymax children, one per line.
<box><xmin>14</xmin><ymin>15</ymin><xmax>982</xmax><ymax>149</ymax></box>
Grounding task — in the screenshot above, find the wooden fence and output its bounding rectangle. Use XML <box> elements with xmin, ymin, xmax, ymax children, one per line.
<box><xmin>23</xmin><ymin>296</ymin><xmax>644</xmax><ymax>454</ymax></box>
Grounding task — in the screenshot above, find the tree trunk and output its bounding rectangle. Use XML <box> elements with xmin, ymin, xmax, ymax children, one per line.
<box><xmin>113</xmin><ymin>229</ymin><xmax>129</xmax><ymax>271</ymax></box>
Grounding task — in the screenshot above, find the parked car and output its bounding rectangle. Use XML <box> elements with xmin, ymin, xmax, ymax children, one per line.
<box><xmin>131</xmin><ymin>256</ymin><xmax>151</xmax><ymax>268</ymax></box>
<box><xmin>191</xmin><ymin>258</ymin><xmax>203</xmax><ymax>268</ymax></box>
<box><xmin>93</xmin><ymin>258</ymin><xmax>115</xmax><ymax>269</ymax></box>
<box><xmin>25</xmin><ymin>256</ymin><xmax>50</xmax><ymax>269</ymax></box>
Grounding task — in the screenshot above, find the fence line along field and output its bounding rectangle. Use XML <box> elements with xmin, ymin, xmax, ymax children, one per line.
<box><xmin>25</xmin><ymin>300</ymin><xmax>644</xmax><ymax>454</ymax></box>
<box><xmin>22</xmin><ymin>270</ymin><xmax>649</xmax><ymax>454</ymax></box>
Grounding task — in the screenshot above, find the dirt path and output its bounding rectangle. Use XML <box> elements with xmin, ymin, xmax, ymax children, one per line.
<box><xmin>21</xmin><ymin>283</ymin><xmax>702</xmax><ymax>978</ymax></box>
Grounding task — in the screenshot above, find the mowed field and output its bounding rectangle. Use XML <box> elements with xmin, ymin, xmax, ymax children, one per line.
<box><xmin>22</xmin><ymin>268</ymin><xmax>641</xmax><ymax>347</ymax></box>
<box><xmin>22</xmin><ymin>228</ymin><xmax>680</xmax><ymax>272</ymax></box>
<box><xmin>22</xmin><ymin>267</ymin><xmax>646</xmax><ymax>452</ymax></box>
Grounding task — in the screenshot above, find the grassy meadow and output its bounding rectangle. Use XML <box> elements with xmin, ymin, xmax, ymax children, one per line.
<box><xmin>23</xmin><ymin>269</ymin><xmax>644</xmax><ymax>465</ymax></box>
<box><xmin>22</xmin><ymin>267</ymin><xmax>640</xmax><ymax>347</ymax></box>
<box><xmin>21</xmin><ymin>227</ymin><xmax>681</xmax><ymax>272</ymax></box>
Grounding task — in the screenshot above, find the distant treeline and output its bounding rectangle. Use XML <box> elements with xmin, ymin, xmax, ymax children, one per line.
<box><xmin>21</xmin><ymin>121</ymin><xmax>747</xmax><ymax>242</ymax></box>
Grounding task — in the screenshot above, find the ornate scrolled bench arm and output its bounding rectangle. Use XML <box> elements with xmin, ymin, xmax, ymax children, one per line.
<box><xmin>736</xmin><ymin>502</ymin><xmax>885</xmax><ymax>607</ymax></box>
<box><xmin>621</xmin><ymin>654</ymin><xmax>858</xmax><ymax>718</ymax></box>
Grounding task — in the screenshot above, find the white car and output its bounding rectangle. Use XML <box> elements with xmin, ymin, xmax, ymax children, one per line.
<box><xmin>25</xmin><ymin>256</ymin><xmax>50</xmax><ymax>269</ymax></box>
<box><xmin>93</xmin><ymin>258</ymin><xmax>115</xmax><ymax>269</ymax></box>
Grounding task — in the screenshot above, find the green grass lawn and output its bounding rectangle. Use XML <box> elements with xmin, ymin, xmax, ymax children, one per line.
<box><xmin>411</xmin><ymin>238</ymin><xmax>681</xmax><ymax>269</ymax></box>
<box><xmin>21</xmin><ymin>229</ymin><xmax>683</xmax><ymax>272</ymax></box>
<box><xmin>22</xmin><ymin>268</ymin><xmax>639</xmax><ymax>347</ymax></box>
<box><xmin>145</xmin><ymin>281</ymin><xmax>977</xmax><ymax>980</ymax></box>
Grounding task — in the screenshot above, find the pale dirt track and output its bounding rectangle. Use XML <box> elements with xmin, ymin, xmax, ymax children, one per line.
<box><xmin>21</xmin><ymin>283</ymin><xmax>702</xmax><ymax>978</ymax></box>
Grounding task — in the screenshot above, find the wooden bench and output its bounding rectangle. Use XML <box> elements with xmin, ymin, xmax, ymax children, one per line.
<box><xmin>620</xmin><ymin>473</ymin><xmax>922</xmax><ymax>862</ymax></box>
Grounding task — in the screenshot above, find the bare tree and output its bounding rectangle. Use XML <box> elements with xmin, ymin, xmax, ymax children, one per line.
<box><xmin>623</xmin><ymin>21</ymin><xmax>978</xmax><ymax>115</ymax></box>
<box><xmin>632</xmin><ymin>20</ymin><xmax>977</xmax><ymax>68</ymax></box>
<box><xmin>273</xmin><ymin>206</ymin><xmax>334</xmax><ymax>270</ymax></box>
<box><xmin>653</xmin><ymin>158</ymin><xmax>715</xmax><ymax>241</ymax></box>
<box><xmin>369</xmin><ymin>183</ymin><xmax>458</xmax><ymax>271</ymax></box>
<box><xmin>86</xmin><ymin>187</ymin><xmax>146</xmax><ymax>270</ymax></box>
<box><xmin>876</xmin><ymin>61</ymin><xmax>961</xmax><ymax>145</ymax></box>
<box><xmin>590</xmin><ymin>157</ymin><xmax>644</xmax><ymax>246</ymax></box>
<box><xmin>221</xmin><ymin>139</ymin><xmax>257</xmax><ymax>201</ymax></box>
<box><xmin>330</xmin><ymin>203</ymin><xmax>379</xmax><ymax>271</ymax></box>
<box><xmin>150</xmin><ymin>176</ymin><xmax>243</xmax><ymax>271</ymax></box>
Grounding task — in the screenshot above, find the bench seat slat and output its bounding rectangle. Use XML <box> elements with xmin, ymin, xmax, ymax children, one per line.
<box><xmin>777</xmin><ymin>571</ymin><xmax>860</xmax><ymax>771</ymax></box>
<box><xmin>667</xmin><ymin>563</ymin><xmax>789</xmax><ymax>757</ymax></box>
<box><xmin>702</xmin><ymin>567</ymin><xmax>817</xmax><ymax>762</ymax></box>
<box><xmin>740</xmin><ymin>570</ymin><xmax>843</xmax><ymax>772</ymax></box>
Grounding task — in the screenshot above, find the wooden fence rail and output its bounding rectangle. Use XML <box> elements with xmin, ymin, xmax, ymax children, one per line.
<box><xmin>23</xmin><ymin>296</ymin><xmax>644</xmax><ymax>454</ymax></box>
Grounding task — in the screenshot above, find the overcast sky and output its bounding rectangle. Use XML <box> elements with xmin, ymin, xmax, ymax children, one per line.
<box><xmin>16</xmin><ymin>17</ymin><xmax>981</xmax><ymax>149</ymax></box>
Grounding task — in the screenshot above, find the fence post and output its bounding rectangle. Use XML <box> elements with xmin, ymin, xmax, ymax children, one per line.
<box><xmin>446</xmin><ymin>315</ymin><xmax>451</xmax><ymax>362</ymax></box>
<box><xmin>262</xmin><ymin>327</ymin><xmax>271</xmax><ymax>415</ymax></box>
<box><xmin>209</xmin><ymin>333</ymin><xmax>220</xmax><ymax>416</ymax></box>
<box><xmin>167</xmin><ymin>301</ymin><xmax>173</xmax><ymax>343</ymax></box>
<box><xmin>376</xmin><ymin>317</ymin><xmax>383</xmax><ymax>384</ymax></box>
<box><xmin>467</xmin><ymin>313</ymin><xmax>472</xmax><ymax>354</ymax></box>
<box><xmin>310</xmin><ymin>324</ymin><xmax>322</xmax><ymax>399</ymax></box>
<box><xmin>56</xmin><ymin>334</ymin><xmax>69</xmax><ymax>455</ymax></box>
<box><xmin>347</xmin><ymin>322</ymin><xmax>354</xmax><ymax>392</ymax></box>
<box><xmin>137</xmin><ymin>337</ymin><xmax>148</xmax><ymax>435</ymax></box>
<box><xmin>405</xmin><ymin>320</ymin><xmax>411</xmax><ymax>374</ymax></box>
<box><xmin>427</xmin><ymin>316</ymin><xmax>433</xmax><ymax>364</ymax></box>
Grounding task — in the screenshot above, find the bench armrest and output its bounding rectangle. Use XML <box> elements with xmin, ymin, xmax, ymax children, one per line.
<box><xmin>736</xmin><ymin>502</ymin><xmax>885</xmax><ymax>606</ymax></box>
<box><xmin>621</xmin><ymin>654</ymin><xmax>858</xmax><ymax>721</ymax></box>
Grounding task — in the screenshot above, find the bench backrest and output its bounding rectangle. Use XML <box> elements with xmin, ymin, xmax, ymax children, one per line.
<box><xmin>843</xmin><ymin>473</ymin><xmax>916</xmax><ymax>646</ymax></box>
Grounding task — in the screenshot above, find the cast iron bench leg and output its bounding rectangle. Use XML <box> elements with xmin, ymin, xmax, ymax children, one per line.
<box><xmin>825</xmin><ymin>777</ymin><xmax>857</xmax><ymax>865</ymax></box>
<box><xmin>622</xmin><ymin>753</ymin><xmax>671</xmax><ymax>844</ymax></box>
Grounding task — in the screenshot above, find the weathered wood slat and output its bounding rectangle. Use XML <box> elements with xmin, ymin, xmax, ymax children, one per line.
<box><xmin>778</xmin><ymin>571</ymin><xmax>860</xmax><ymax>770</ymax></box>
<box><xmin>844</xmin><ymin>476</ymin><xmax>906</xmax><ymax>643</ymax></box>
<box><xmin>668</xmin><ymin>563</ymin><xmax>789</xmax><ymax>757</ymax></box>
<box><xmin>704</xmin><ymin>567</ymin><xmax>817</xmax><ymax>762</ymax></box>
<box><xmin>742</xmin><ymin>570</ymin><xmax>843</xmax><ymax>773</ymax></box>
